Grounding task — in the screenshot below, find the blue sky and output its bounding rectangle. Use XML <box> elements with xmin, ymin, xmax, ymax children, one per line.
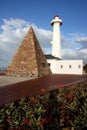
<box><xmin>0</xmin><ymin>0</ymin><xmax>87</xmax><ymax>68</ymax></box>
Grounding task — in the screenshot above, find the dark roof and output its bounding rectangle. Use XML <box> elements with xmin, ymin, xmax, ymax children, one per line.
<box><xmin>45</xmin><ymin>54</ymin><xmax>61</xmax><ymax>60</ymax></box>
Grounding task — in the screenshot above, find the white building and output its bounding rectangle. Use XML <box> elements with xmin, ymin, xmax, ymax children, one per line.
<box><xmin>45</xmin><ymin>16</ymin><xmax>83</xmax><ymax>75</ymax></box>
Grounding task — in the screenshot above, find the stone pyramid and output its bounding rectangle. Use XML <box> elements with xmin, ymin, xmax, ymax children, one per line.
<box><xmin>6</xmin><ymin>27</ymin><xmax>51</xmax><ymax>77</ymax></box>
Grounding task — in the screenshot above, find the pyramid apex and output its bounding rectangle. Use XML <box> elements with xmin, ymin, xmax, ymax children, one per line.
<box><xmin>27</xmin><ymin>26</ymin><xmax>35</xmax><ymax>36</ymax></box>
<box><xmin>29</xmin><ymin>26</ymin><xmax>34</xmax><ymax>32</ymax></box>
<box><xmin>29</xmin><ymin>26</ymin><xmax>33</xmax><ymax>30</ymax></box>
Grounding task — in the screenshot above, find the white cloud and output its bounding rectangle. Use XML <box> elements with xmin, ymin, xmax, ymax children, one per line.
<box><xmin>62</xmin><ymin>33</ymin><xmax>87</xmax><ymax>63</ymax></box>
<box><xmin>61</xmin><ymin>35</ymin><xmax>72</xmax><ymax>49</ymax></box>
<box><xmin>62</xmin><ymin>48</ymin><xmax>87</xmax><ymax>63</ymax></box>
<box><xmin>0</xmin><ymin>18</ymin><xmax>30</xmax><ymax>68</ymax></box>
<box><xmin>0</xmin><ymin>18</ymin><xmax>52</xmax><ymax>68</ymax></box>
<box><xmin>33</xmin><ymin>25</ymin><xmax>52</xmax><ymax>52</ymax></box>
<box><xmin>0</xmin><ymin>18</ymin><xmax>87</xmax><ymax>68</ymax></box>
<box><xmin>74</xmin><ymin>36</ymin><xmax>87</xmax><ymax>49</ymax></box>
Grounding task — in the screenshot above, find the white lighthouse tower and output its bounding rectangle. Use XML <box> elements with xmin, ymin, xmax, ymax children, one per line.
<box><xmin>51</xmin><ymin>15</ymin><xmax>62</xmax><ymax>58</ymax></box>
<box><xmin>46</xmin><ymin>15</ymin><xmax>83</xmax><ymax>75</ymax></box>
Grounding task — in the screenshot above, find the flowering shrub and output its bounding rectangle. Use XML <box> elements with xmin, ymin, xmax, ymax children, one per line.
<box><xmin>0</xmin><ymin>82</ymin><xmax>87</xmax><ymax>130</ymax></box>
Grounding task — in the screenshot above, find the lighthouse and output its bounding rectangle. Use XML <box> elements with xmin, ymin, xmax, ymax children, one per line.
<box><xmin>51</xmin><ymin>15</ymin><xmax>62</xmax><ymax>58</ymax></box>
<box><xmin>46</xmin><ymin>16</ymin><xmax>83</xmax><ymax>75</ymax></box>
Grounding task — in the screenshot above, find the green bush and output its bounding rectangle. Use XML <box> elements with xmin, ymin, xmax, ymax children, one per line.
<box><xmin>0</xmin><ymin>82</ymin><xmax>87</xmax><ymax>130</ymax></box>
<box><xmin>83</xmin><ymin>64</ymin><xmax>87</xmax><ymax>73</ymax></box>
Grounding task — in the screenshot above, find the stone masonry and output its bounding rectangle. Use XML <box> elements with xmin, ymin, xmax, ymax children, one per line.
<box><xmin>6</xmin><ymin>27</ymin><xmax>52</xmax><ymax>77</ymax></box>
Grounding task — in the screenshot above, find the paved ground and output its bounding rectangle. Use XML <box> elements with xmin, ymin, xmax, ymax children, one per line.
<box><xmin>0</xmin><ymin>75</ymin><xmax>34</xmax><ymax>87</ymax></box>
<box><xmin>0</xmin><ymin>74</ymin><xmax>87</xmax><ymax>106</ymax></box>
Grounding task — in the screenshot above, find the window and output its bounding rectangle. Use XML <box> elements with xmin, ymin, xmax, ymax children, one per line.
<box><xmin>48</xmin><ymin>63</ymin><xmax>50</xmax><ymax>66</ymax></box>
<box><xmin>42</xmin><ymin>62</ymin><xmax>45</xmax><ymax>67</ymax></box>
<box><xmin>78</xmin><ymin>65</ymin><xmax>81</xmax><ymax>68</ymax></box>
<box><xmin>69</xmin><ymin>65</ymin><xmax>72</xmax><ymax>68</ymax></box>
<box><xmin>61</xmin><ymin>65</ymin><xmax>63</xmax><ymax>68</ymax></box>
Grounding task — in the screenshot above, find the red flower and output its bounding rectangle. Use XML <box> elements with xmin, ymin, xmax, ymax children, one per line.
<box><xmin>60</xmin><ymin>84</ymin><xmax>65</xmax><ymax>87</ymax></box>
<box><xmin>60</xmin><ymin>104</ymin><xmax>66</xmax><ymax>110</ymax></box>
<box><xmin>66</xmin><ymin>93</ymin><xmax>72</xmax><ymax>99</ymax></box>
<box><xmin>41</xmin><ymin>88</ymin><xmax>47</xmax><ymax>94</ymax></box>
<box><xmin>44</xmin><ymin>114</ymin><xmax>53</xmax><ymax>123</ymax></box>
<box><xmin>39</xmin><ymin>122</ymin><xmax>44</xmax><ymax>128</ymax></box>
<box><xmin>60</xmin><ymin>115</ymin><xmax>65</xmax><ymax>124</ymax></box>
<box><xmin>6</xmin><ymin>117</ymin><xmax>11</xmax><ymax>123</ymax></box>
<box><xmin>69</xmin><ymin>85</ymin><xmax>75</xmax><ymax>90</ymax></box>
<box><xmin>22</xmin><ymin>118</ymin><xmax>29</xmax><ymax>125</ymax></box>
<box><xmin>56</xmin><ymin>84</ymin><xmax>65</xmax><ymax>88</ymax></box>
<box><xmin>30</xmin><ymin>97</ymin><xmax>37</xmax><ymax>104</ymax></box>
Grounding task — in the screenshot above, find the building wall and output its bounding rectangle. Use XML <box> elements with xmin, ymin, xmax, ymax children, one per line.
<box><xmin>47</xmin><ymin>59</ymin><xmax>83</xmax><ymax>75</ymax></box>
